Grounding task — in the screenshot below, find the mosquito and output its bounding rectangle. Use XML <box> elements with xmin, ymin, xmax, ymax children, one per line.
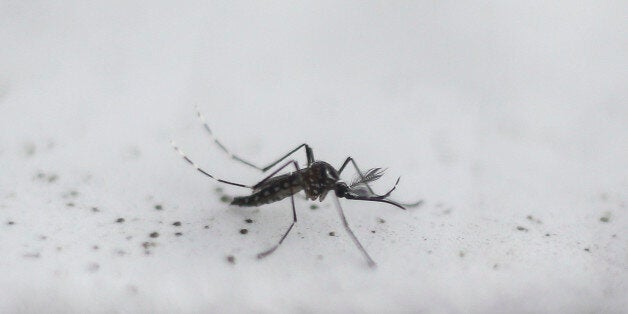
<box><xmin>171</xmin><ymin>109</ymin><xmax>421</xmax><ymax>267</ymax></box>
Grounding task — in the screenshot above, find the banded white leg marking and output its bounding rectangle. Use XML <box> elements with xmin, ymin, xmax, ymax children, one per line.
<box><xmin>195</xmin><ymin>106</ymin><xmax>261</xmax><ymax>170</ymax></box>
<box><xmin>170</xmin><ymin>140</ymin><xmax>251</xmax><ymax>188</ymax></box>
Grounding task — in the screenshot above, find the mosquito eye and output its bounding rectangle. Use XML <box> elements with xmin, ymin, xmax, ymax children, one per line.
<box><xmin>335</xmin><ymin>184</ymin><xmax>348</xmax><ymax>197</ymax></box>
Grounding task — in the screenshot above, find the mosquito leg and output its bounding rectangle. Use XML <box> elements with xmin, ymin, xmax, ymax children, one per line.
<box><xmin>171</xmin><ymin>141</ymin><xmax>252</xmax><ymax>188</ymax></box>
<box><xmin>195</xmin><ymin>108</ymin><xmax>264</xmax><ymax>170</ymax></box>
<box><xmin>333</xmin><ymin>195</ymin><xmax>377</xmax><ymax>268</ymax></box>
<box><xmin>260</xmin><ymin>143</ymin><xmax>314</xmax><ymax>171</ymax></box>
<box><xmin>252</xmin><ymin>160</ymin><xmax>301</xmax><ymax>190</ymax></box>
<box><xmin>338</xmin><ymin>157</ymin><xmax>423</xmax><ymax>208</ymax></box>
<box><xmin>257</xmin><ymin>190</ymin><xmax>297</xmax><ymax>259</ymax></box>
<box><xmin>195</xmin><ymin>108</ymin><xmax>314</xmax><ymax>171</ymax></box>
<box><xmin>255</xmin><ymin>160</ymin><xmax>302</xmax><ymax>258</ymax></box>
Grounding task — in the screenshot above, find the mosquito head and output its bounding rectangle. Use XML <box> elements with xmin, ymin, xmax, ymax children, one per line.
<box><xmin>334</xmin><ymin>178</ymin><xmax>405</xmax><ymax>210</ymax></box>
<box><xmin>334</xmin><ymin>181</ymin><xmax>350</xmax><ymax>197</ymax></box>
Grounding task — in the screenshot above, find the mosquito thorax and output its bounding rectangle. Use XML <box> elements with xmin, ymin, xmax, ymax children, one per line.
<box><xmin>309</xmin><ymin>161</ymin><xmax>339</xmax><ymax>180</ymax></box>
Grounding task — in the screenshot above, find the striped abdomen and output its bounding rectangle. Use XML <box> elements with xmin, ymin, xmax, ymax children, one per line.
<box><xmin>231</xmin><ymin>174</ymin><xmax>304</xmax><ymax>207</ymax></box>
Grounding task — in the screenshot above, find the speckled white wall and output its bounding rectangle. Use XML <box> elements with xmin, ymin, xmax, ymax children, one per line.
<box><xmin>0</xmin><ymin>1</ymin><xmax>625</xmax><ymax>313</ymax></box>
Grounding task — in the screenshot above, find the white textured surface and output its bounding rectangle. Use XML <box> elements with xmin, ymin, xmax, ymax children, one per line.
<box><xmin>0</xmin><ymin>1</ymin><xmax>626</xmax><ymax>313</ymax></box>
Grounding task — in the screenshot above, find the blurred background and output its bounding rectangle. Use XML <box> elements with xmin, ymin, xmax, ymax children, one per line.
<box><xmin>0</xmin><ymin>1</ymin><xmax>626</xmax><ymax>313</ymax></box>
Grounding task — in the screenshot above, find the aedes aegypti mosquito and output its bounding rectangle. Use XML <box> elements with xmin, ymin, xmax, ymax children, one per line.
<box><xmin>171</xmin><ymin>110</ymin><xmax>421</xmax><ymax>267</ymax></box>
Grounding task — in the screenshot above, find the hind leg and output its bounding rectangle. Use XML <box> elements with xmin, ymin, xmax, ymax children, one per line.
<box><xmin>195</xmin><ymin>109</ymin><xmax>314</xmax><ymax>170</ymax></box>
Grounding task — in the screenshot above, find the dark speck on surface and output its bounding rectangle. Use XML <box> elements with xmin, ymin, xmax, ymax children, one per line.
<box><xmin>204</xmin><ymin>225</ymin><xmax>209</xmax><ymax>229</ymax></box>
<box><xmin>526</xmin><ymin>215</ymin><xmax>542</xmax><ymax>224</ymax></box>
<box><xmin>34</xmin><ymin>172</ymin><xmax>58</xmax><ymax>183</ymax></box>
<box><xmin>545</xmin><ymin>233</ymin><xmax>551</xmax><ymax>237</ymax></box>
<box><xmin>93</xmin><ymin>245</ymin><xmax>99</xmax><ymax>250</ymax></box>
<box><xmin>239</xmin><ymin>229</ymin><xmax>248</xmax><ymax>235</ymax></box>
<box><xmin>91</xmin><ymin>207</ymin><xmax>100</xmax><ymax>212</ymax></box>
<box><xmin>149</xmin><ymin>232</ymin><xmax>159</xmax><ymax>238</ymax></box>
<box><xmin>599</xmin><ymin>212</ymin><xmax>611</xmax><ymax>223</ymax></box>
<box><xmin>329</xmin><ymin>231</ymin><xmax>335</xmax><ymax>236</ymax></box>
<box><xmin>87</xmin><ymin>262</ymin><xmax>100</xmax><ymax>273</ymax></box>
<box><xmin>244</xmin><ymin>218</ymin><xmax>253</xmax><ymax>224</ymax></box>
<box><xmin>66</xmin><ymin>202</ymin><xmax>75</xmax><ymax>207</ymax></box>
<box><xmin>154</xmin><ymin>204</ymin><xmax>163</xmax><ymax>210</ymax></box>
<box><xmin>377</xmin><ymin>217</ymin><xmax>386</xmax><ymax>224</ymax></box>
<box><xmin>584</xmin><ymin>247</ymin><xmax>590</xmax><ymax>252</ymax></box>
<box><xmin>516</xmin><ymin>226</ymin><xmax>528</xmax><ymax>232</ymax></box>
<box><xmin>23</xmin><ymin>252</ymin><xmax>40</xmax><ymax>258</ymax></box>
<box><xmin>7</xmin><ymin>221</ymin><xmax>15</xmax><ymax>225</ymax></box>
<box><xmin>23</xmin><ymin>142</ymin><xmax>36</xmax><ymax>156</ymax></box>
<box><xmin>173</xmin><ymin>221</ymin><xmax>181</xmax><ymax>227</ymax></box>
<box><xmin>63</xmin><ymin>190</ymin><xmax>79</xmax><ymax>198</ymax></box>
<box><xmin>142</xmin><ymin>242</ymin><xmax>156</xmax><ymax>255</ymax></box>
<box><xmin>371</xmin><ymin>230</ymin><xmax>376</xmax><ymax>233</ymax></box>
<box><xmin>226</xmin><ymin>255</ymin><xmax>236</xmax><ymax>264</ymax></box>
<box><xmin>127</xmin><ymin>285</ymin><xmax>139</xmax><ymax>294</ymax></box>
<box><xmin>115</xmin><ymin>218</ymin><xmax>125</xmax><ymax>223</ymax></box>
<box><xmin>310</xmin><ymin>204</ymin><xmax>319</xmax><ymax>210</ymax></box>
<box><xmin>220</xmin><ymin>195</ymin><xmax>231</xmax><ymax>203</ymax></box>
<box><xmin>175</xmin><ymin>232</ymin><xmax>182</xmax><ymax>236</ymax></box>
